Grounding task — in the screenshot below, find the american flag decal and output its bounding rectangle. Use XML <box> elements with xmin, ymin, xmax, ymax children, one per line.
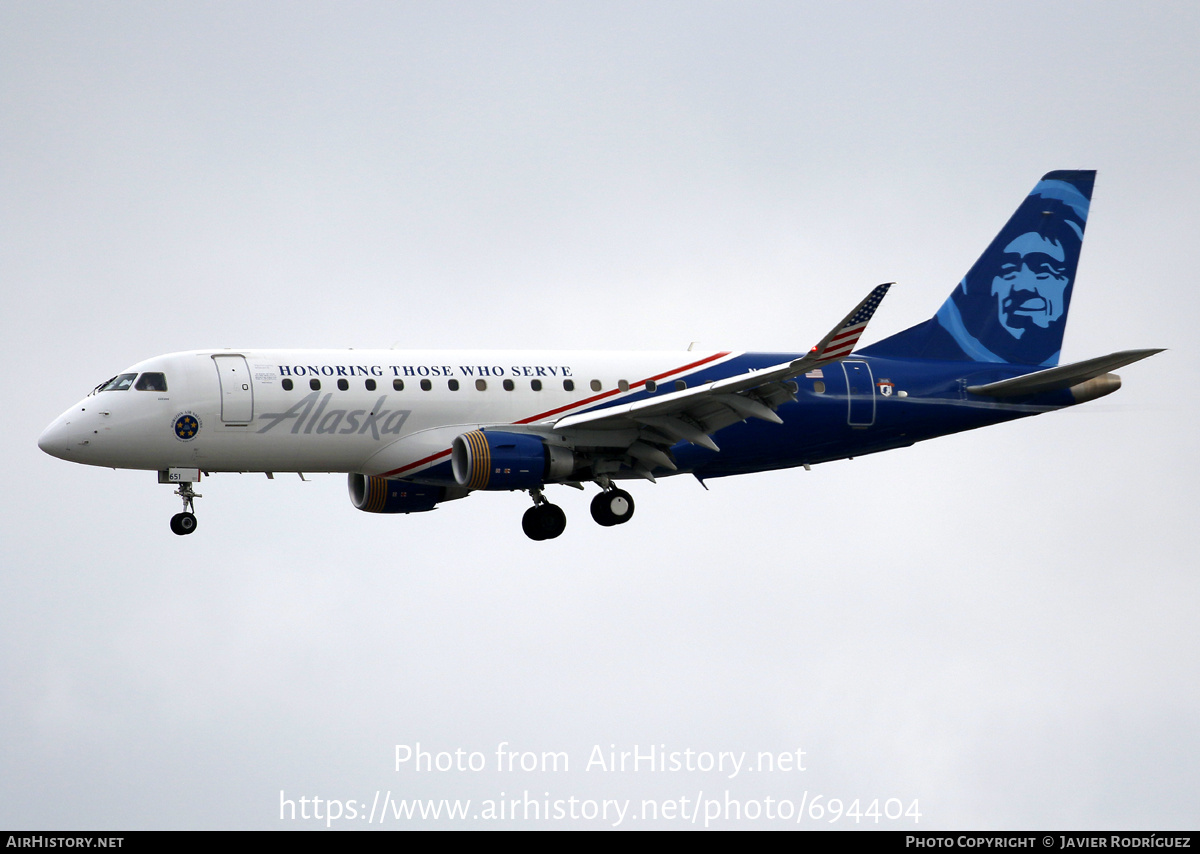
<box><xmin>813</xmin><ymin>283</ymin><xmax>891</xmax><ymax>360</ymax></box>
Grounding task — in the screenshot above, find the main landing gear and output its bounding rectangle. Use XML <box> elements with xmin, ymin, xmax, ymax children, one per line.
<box><xmin>523</xmin><ymin>489</ymin><xmax>567</xmax><ymax>541</ymax></box>
<box><xmin>521</xmin><ymin>486</ymin><xmax>636</xmax><ymax>540</ymax></box>
<box><xmin>169</xmin><ymin>481</ymin><xmax>201</xmax><ymax>536</ymax></box>
<box><xmin>590</xmin><ymin>488</ymin><xmax>635</xmax><ymax>527</ymax></box>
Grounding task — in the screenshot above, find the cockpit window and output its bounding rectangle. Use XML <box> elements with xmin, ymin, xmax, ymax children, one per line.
<box><xmin>97</xmin><ymin>373</ymin><xmax>138</xmax><ymax>392</ymax></box>
<box><xmin>135</xmin><ymin>372</ymin><xmax>167</xmax><ymax>391</ymax></box>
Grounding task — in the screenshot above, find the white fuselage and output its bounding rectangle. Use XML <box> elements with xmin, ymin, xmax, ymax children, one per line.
<box><xmin>38</xmin><ymin>348</ymin><xmax>740</xmax><ymax>478</ymax></box>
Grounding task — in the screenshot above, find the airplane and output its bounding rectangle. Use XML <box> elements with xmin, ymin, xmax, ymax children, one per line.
<box><xmin>38</xmin><ymin>170</ymin><xmax>1161</xmax><ymax>540</ymax></box>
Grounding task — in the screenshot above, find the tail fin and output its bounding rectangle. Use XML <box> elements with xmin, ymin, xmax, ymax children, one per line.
<box><xmin>860</xmin><ymin>170</ymin><xmax>1095</xmax><ymax>366</ymax></box>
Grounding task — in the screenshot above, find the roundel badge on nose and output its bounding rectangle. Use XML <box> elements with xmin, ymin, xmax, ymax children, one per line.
<box><xmin>173</xmin><ymin>412</ymin><xmax>201</xmax><ymax>441</ymax></box>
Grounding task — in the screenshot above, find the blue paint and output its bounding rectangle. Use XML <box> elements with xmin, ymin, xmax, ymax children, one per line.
<box><xmin>863</xmin><ymin>171</ymin><xmax>1094</xmax><ymax>367</ymax></box>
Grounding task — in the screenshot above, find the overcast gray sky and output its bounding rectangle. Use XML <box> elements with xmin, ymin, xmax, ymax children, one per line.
<box><xmin>3</xmin><ymin>1</ymin><xmax>1197</xmax><ymax>829</ymax></box>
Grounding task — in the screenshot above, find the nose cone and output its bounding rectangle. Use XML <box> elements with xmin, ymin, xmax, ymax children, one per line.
<box><xmin>39</xmin><ymin>401</ymin><xmax>94</xmax><ymax>462</ymax></box>
<box><xmin>38</xmin><ymin>416</ymin><xmax>73</xmax><ymax>460</ymax></box>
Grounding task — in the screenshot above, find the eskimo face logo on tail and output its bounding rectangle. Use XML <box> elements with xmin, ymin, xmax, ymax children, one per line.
<box><xmin>256</xmin><ymin>392</ymin><xmax>410</xmax><ymax>440</ymax></box>
<box><xmin>992</xmin><ymin>230</ymin><xmax>1072</xmax><ymax>336</ymax></box>
<box><xmin>939</xmin><ymin>173</ymin><xmax>1093</xmax><ymax>366</ymax></box>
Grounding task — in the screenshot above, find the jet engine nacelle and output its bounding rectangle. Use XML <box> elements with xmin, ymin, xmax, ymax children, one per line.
<box><xmin>451</xmin><ymin>430</ymin><xmax>575</xmax><ymax>490</ymax></box>
<box><xmin>348</xmin><ymin>473</ymin><xmax>447</xmax><ymax>514</ymax></box>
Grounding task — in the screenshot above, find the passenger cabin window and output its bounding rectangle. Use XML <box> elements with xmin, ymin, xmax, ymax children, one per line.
<box><xmin>531</xmin><ymin>379</ymin><xmax>542</xmax><ymax>392</ymax></box>
<box><xmin>420</xmin><ymin>379</ymin><xmax>432</xmax><ymax>391</ymax></box>
<box><xmin>310</xmin><ymin>379</ymin><xmax>321</xmax><ymax>391</ymax></box>
<box><xmin>475</xmin><ymin>379</ymin><xmax>487</xmax><ymax>391</ymax></box>
<box><xmin>337</xmin><ymin>379</ymin><xmax>349</xmax><ymax>391</ymax></box>
<box><xmin>563</xmin><ymin>379</ymin><xmax>575</xmax><ymax>392</ymax></box>
<box><xmin>448</xmin><ymin>379</ymin><xmax>460</xmax><ymax>391</ymax></box>
<box><xmin>98</xmin><ymin>373</ymin><xmax>137</xmax><ymax>392</ymax></box>
<box><xmin>503</xmin><ymin>379</ymin><xmax>515</xmax><ymax>391</ymax></box>
<box><xmin>618</xmin><ymin>379</ymin><xmax>630</xmax><ymax>392</ymax></box>
<box><xmin>393</xmin><ymin>379</ymin><xmax>404</xmax><ymax>391</ymax></box>
<box><xmin>590</xmin><ymin>379</ymin><xmax>602</xmax><ymax>392</ymax></box>
<box><xmin>645</xmin><ymin>380</ymin><xmax>657</xmax><ymax>393</ymax></box>
<box><xmin>282</xmin><ymin>378</ymin><xmax>294</xmax><ymax>391</ymax></box>
<box><xmin>675</xmin><ymin>380</ymin><xmax>687</xmax><ymax>391</ymax></box>
<box><xmin>365</xmin><ymin>379</ymin><xmax>376</xmax><ymax>391</ymax></box>
<box><xmin>135</xmin><ymin>372</ymin><xmax>167</xmax><ymax>391</ymax></box>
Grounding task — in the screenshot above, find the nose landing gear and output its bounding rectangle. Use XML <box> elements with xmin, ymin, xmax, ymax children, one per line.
<box><xmin>169</xmin><ymin>481</ymin><xmax>201</xmax><ymax>536</ymax></box>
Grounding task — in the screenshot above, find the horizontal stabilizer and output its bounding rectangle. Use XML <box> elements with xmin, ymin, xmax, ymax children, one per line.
<box><xmin>966</xmin><ymin>349</ymin><xmax>1163</xmax><ymax>397</ymax></box>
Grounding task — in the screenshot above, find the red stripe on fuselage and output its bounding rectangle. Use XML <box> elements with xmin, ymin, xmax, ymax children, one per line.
<box><xmin>514</xmin><ymin>350</ymin><xmax>732</xmax><ymax>424</ymax></box>
<box><xmin>378</xmin><ymin>351</ymin><xmax>733</xmax><ymax>479</ymax></box>
<box><xmin>382</xmin><ymin>448</ymin><xmax>451</xmax><ymax>477</ymax></box>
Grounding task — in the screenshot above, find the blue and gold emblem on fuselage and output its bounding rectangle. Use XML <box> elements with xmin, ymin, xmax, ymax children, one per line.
<box><xmin>173</xmin><ymin>412</ymin><xmax>201</xmax><ymax>441</ymax></box>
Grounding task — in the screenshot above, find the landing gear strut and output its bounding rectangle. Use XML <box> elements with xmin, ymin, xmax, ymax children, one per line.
<box><xmin>590</xmin><ymin>488</ymin><xmax>635</xmax><ymax>527</ymax></box>
<box><xmin>522</xmin><ymin>488</ymin><xmax>566</xmax><ymax>541</ymax></box>
<box><xmin>170</xmin><ymin>481</ymin><xmax>201</xmax><ymax>536</ymax></box>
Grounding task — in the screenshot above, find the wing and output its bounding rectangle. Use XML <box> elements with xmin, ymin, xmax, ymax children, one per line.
<box><xmin>538</xmin><ymin>283</ymin><xmax>893</xmax><ymax>479</ymax></box>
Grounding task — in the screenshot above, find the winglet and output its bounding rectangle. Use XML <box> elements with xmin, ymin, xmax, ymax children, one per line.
<box><xmin>805</xmin><ymin>283</ymin><xmax>893</xmax><ymax>364</ymax></box>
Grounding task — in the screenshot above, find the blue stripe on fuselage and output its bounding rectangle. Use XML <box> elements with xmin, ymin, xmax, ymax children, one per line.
<box><xmin>662</xmin><ymin>355</ymin><xmax>1070</xmax><ymax>479</ymax></box>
